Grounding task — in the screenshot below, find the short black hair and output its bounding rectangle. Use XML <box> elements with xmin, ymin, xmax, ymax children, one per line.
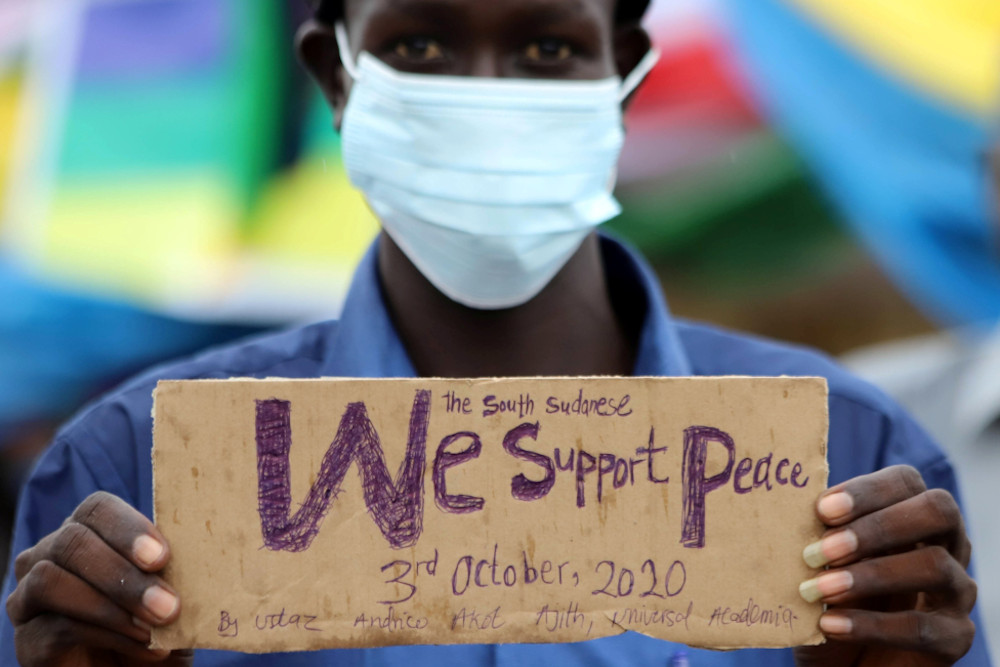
<box><xmin>306</xmin><ymin>0</ymin><xmax>651</xmax><ymax>26</ymax></box>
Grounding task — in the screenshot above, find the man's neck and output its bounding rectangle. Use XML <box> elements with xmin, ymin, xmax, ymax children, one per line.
<box><xmin>377</xmin><ymin>233</ymin><xmax>636</xmax><ymax>378</ymax></box>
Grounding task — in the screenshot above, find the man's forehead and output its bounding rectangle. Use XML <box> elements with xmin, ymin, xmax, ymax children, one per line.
<box><xmin>345</xmin><ymin>0</ymin><xmax>617</xmax><ymax>23</ymax></box>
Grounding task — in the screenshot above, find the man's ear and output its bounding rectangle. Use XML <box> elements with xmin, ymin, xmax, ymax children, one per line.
<box><xmin>296</xmin><ymin>19</ymin><xmax>349</xmax><ymax>130</ymax></box>
<box><xmin>613</xmin><ymin>23</ymin><xmax>652</xmax><ymax>108</ymax></box>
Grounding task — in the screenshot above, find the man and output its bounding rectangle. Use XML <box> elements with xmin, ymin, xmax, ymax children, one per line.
<box><xmin>0</xmin><ymin>0</ymin><xmax>987</xmax><ymax>665</ymax></box>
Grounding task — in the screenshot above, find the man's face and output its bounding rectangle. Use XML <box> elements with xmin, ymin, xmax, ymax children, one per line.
<box><xmin>298</xmin><ymin>0</ymin><xmax>646</xmax><ymax>126</ymax></box>
<box><xmin>342</xmin><ymin>0</ymin><xmax>622</xmax><ymax>81</ymax></box>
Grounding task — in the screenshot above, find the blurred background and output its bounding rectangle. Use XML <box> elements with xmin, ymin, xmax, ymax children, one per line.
<box><xmin>1</xmin><ymin>0</ymin><xmax>998</xmax><ymax>650</ymax></box>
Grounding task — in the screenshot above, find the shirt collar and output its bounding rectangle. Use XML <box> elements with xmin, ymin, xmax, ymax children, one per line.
<box><xmin>321</xmin><ymin>234</ymin><xmax>692</xmax><ymax>379</ymax></box>
<box><xmin>600</xmin><ymin>233</ymin><xmax>693</xmax><ymax>377</ymax></box>
<box><xmin>321</xmin><ymin>239</ymin><xmax>418</xmax><ymax>379</ymax></box>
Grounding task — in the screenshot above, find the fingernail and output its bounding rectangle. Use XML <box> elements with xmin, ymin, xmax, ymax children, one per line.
<box><xmin>803</xmin><ymin>530</ymin><xmax>858</xmax><ymax>568</ymax></box>
<box><xmin>799</xmin><ymin>570</ymin><xmax>853</xmax><ymax>603</ymax></box>
<box><xmin>132</xmin><ymin>615</ymin><xmax>153</xmax><ymax>632</ymax></box>
<box><xmin>142</xmin><ymin>585</ymin><xmax>179</xmax><ymax>621</ymax></box>
<box><xmin>817</xmin><ymin>492</ymin><xmax>853</xmax><ymax>521</ymax></box>
<box><xmin>819</xmin><ymin>614</ymin><xmax>853</xmax><ymax>635</ymax></box>
<box><xmin>133</xmin><ymin>535</ymin><xmax>165</xmax><ymax>568</ymax></box>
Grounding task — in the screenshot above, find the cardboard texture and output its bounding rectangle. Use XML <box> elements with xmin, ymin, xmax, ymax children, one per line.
<box><xmin>151</xmin><ymin>377</ymin><xmax>828</xmax><ymax>653</ymax></box>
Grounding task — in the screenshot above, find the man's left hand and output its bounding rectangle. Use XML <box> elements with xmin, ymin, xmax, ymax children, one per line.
<box><xmin>794</xmin><ymin>465</ymin><xmax>977</xmax><ymax>666</ymax></box>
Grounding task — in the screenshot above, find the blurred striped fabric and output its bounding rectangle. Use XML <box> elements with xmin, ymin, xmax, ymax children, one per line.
<box><xmin>720</xmin><ymin>0</ymin><xmax>1000</xmax><ymax>328</ymax></box>
<box><xmin>1</xmin><ymin>0</ymin><xmax>376</xmax><ymax>324</ymax></box>
<box><xmin>0</xmin><ymin>1</ymin><xmax>29</xmax><ymax>217</ymax></box>
<box><xmin>0</xmin><ymin>0</ymin><xmax>776</xmax><ymax>324</ymax></box>
<box><xmin>1</xmin><ymin>0</ymin><xmax>998</xmax><ymax>326</ymax></box>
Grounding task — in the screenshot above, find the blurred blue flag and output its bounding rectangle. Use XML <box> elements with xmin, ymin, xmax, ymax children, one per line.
<box><xmin>721</xmin><ymin>0</ymin><xmax>1000</xmax><ymax>329</ymax></box>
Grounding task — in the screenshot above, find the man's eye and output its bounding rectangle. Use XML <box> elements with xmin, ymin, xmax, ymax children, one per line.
<box><xmin>394</xmin><ymin>37</ymin><xmax>444</xmax><ymax>61</ymax></box>
<box><xmin>524</xmin><ymin>38</ymin><xmax>573</xmax><ymax>62</ymax></box>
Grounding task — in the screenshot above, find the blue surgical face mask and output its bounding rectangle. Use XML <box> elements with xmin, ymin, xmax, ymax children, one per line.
<box><xmin>335</xmin><ymin>22</ymin><xmax>658</xmax><ymax>309</ymax></box>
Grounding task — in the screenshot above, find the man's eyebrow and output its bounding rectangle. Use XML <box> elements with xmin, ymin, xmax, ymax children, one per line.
<box><xmin>380</xmin><ymin>0</ymin><xmax>593</xmax><ymax>23</ymax></box>
<box><xmin>515</xmin><ymin>0</ymin><xmax>589</xmax><ymax>15</ymax></box>
<box><xmin>383</xmin><ymin>0</ymin><xmax>463</xmax><ymax>20</ymax></box>
<box><xmin>501</xmin><ymin>0</ymin><xmax>597</xmax><ymax>26</ymax></box>
<box><xmin>517</xmin><ymin>3</ymin><xmax>595</xmax><ymax>27</ymax></box>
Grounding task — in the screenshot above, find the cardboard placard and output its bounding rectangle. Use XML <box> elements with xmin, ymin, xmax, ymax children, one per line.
<box><xmin>151</xmin><ymin>377</ymin><xmax>828</xmax><ymax>653</ymax></box>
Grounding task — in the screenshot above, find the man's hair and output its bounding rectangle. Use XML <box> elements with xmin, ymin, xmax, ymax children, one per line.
<box><xmin>306</xmin><ymin>0</ymin><xmax>651</xmax><ymax>25</ymax></box>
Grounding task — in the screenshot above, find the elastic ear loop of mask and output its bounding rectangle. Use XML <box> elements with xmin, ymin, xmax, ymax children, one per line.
<box><xmin>619</xmin><ymin>48</ymin><xmax>661</xmax><ymax>102</ymax></box>
<box><xmin>336</xmin><ymin>20</ymin><xmax>658</xmax><ymax>99</ymax></box>
<box><xmin>335</xmin><ymin>21</ymin><xmax>360</xmax><ymax>80</ymax></box>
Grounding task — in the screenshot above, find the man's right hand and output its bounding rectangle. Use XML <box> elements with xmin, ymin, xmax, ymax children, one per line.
<box><xmin>6</xmin><ymin>491</ymin><xmax>192</xmax><ymax>666</ymax></box>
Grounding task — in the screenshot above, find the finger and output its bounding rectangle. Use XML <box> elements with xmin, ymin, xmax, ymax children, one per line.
<box><xmin>17</xmin><ymin>520</ymin><xmax>179</xmax><ymax>627</ymax></box>
<box><xmin>15</xmin><ymin>492</ymin><xmax>169</xmax><ymax>582</ymax></box>
<box><xmin>803</xmin><ymin>488</ymin><xmax>966</xmax><ymax>569</ymax></box>
<box><xmin>818</xmin><ymin>609</ymin><xmax>976</xmax><ymax>663</ymax></box>
<box><xmin>6</xmin><ymin>560</ymin><xmax>150</xmax><ymax>642</ymax></box>
<box><xmin>70</xmin><ymin>492</ymin><xmax>171</xmax><ymax>572</ymax></box>
<box><xmin>799</xmin><ymin>546</ymin><xmax>977</xmax><ymax>612</ymax></box>
<box><xmin>14</xmin><ymin>614</ymin><xmax>172</xmax><ymax>665</ymax></box>
<box><xmin>815</xmin><ymin>465</ymin><xmax>926</xmax><ymax>527</ymax></box>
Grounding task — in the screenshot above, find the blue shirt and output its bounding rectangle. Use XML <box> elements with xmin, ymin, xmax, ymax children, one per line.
<box><xmin>1</xmin><ymin>236</ymin><xmax>992</xmax><ymax>666</ymax></box>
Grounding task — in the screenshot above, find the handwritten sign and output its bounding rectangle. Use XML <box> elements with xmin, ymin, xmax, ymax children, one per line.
<box><xmin>151</xmin><ymin>377</ymin><xmax>828</xmax><ymax>653</ymax></box>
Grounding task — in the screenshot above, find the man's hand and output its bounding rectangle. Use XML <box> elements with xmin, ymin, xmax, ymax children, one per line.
<box><xmin>795</xmin><ymin>466</ymin><xmax>977</xmax><ymax>666</ymax></box>
<box><xmin>6</xmin><ymin>491</ymin><xmax>192</xmax><ymax>666</ymax></box>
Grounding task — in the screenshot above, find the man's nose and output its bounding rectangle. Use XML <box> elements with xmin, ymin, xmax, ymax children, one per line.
<box><xmin>467</xmin><ymin>50</ymin><xmax>504</xmax><ymax>78</ymax></box>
